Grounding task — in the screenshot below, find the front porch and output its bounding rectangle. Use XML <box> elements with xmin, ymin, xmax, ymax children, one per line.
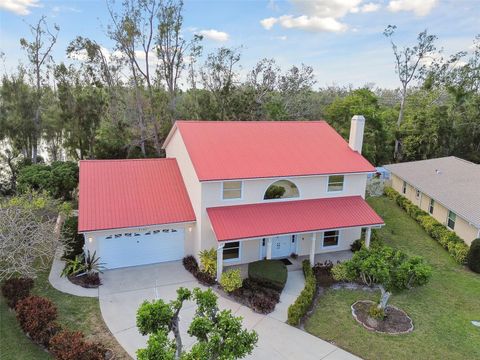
<box><xmin>225</xmin><ymin>249</ymin><xmax>353</xmax><ymax>277</ymax></box>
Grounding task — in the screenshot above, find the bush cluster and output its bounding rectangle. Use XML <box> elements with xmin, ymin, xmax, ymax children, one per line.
<box><xmin>49</xmin><ymin>330</ymin><xmax>105</xmax><ymax>360</ymax></box>
<box><xmin>1</xmin><ymin>277</ymin><xmax>34</xmax><ymax>308</ymax></box>
<box><xmin>2</xmin><ymin>277</ymin><xmax>106</xmax><ymax>358</ymax></box>
<box><xmin>467</xmin><ymin>239</ymin><xmax>480</xmax><ymax>273</ymax></box>
<box><xmin>220</xmin><ymin>269</ymin><xmax>243</xmax><ymax>293</ymax></box>
<box><xmin>287</xmin><ymin>260</ymin><xmax>316</xmax><ymax>326</ymax></box>
<box><xmin>199</xmin><ymin>248</ymin><xmax>217</xmax><ymax>278</ymax></box>
<box><xmin>384</xmin><ymin>186</ymin><xmax>469</xmax><ymax>264</ymax></box>
<box><xmin>234</xmin><ymin>278</ymin><xmax>281</xmax><ymax>314</ymax></box>
<box><xmin>15</xmin><ymin>296</ymin><xmax>60</xmax><ymax>347</ymax></box>
<box><xmin>61</xmin><ymin>216</ymin><xmax>85</xmax><ymax>260</ymax></box>
<box><xmin>182</xmin><ymin>255</ymin><xmax>216</xmax><ymax>285</ymax></box>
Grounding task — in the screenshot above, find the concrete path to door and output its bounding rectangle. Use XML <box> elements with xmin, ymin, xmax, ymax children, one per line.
<box><xmin>99</xmin><ymin>261</ymin><xmax>360</xmax><ymax>360</ymax></box>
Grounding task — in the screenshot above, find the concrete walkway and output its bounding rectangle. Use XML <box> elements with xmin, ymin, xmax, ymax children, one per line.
<box><xmin>48</xmin><ymin>247</ymin><xmax>98</xmax><ymax>298</ymax></box>
<box><xmin>98</xmin><ymin>261</ymin><xmax>360</xmax><ymax>360</ymax></box>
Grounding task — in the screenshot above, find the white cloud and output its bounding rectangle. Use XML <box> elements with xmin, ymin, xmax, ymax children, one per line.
<box><xmin>261</xmin><ymin>17</ymin><xmax>278</xmax><ymax>30</ymax></box>
<box><xmin>198</xmin><ymin>29</ymin><xmax>229</xmax><ymax>42</ymax></box>
<box><xmin>276</xmin><ymin>14</ymin><xmax>347</xmax><ymax>32</ymax></box>
<box><xmin>276</xmin><ymin>35</ymin><xmax>288</xmax><ymax>41</ymax></box>
<box><xmin>388</xmin><ymin>0</ymin><xmax>438</xmax><ymax>16</ymax></box>
<box><xmin>0</xmin><ymin>0</ymin><xmax>41</xmax><ymax>15</ymax></box>
<box><xmin>260</xmin><ymin>0</ymin><xmax>372</xmax><ymax>33</ymax></box>
<box><xmin>361</xmin><ymin>2</ymin><xmax>380</xmax><ymax>13</ymax></box>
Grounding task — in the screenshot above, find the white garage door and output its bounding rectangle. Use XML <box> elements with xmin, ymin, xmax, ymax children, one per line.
<box><xmin>98</xmin><ymin>228</ymin><xmax>184</xmax><ymax>269</ymax></box>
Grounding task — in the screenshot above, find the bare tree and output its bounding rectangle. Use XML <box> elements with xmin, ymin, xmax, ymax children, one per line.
<box><xmin>20</xmin><ymin>16</ymin><xmax>59</xmax><ymax>163</ymax></box>
<box><xmin>247</xmin><ymin>58</ymin><xmax>280</xmax><ymax>118</ymax></box>
<box><xmin>0</xmin><ymin>204</ymin><xmax>61</xmax><ymax>280</ymax></box>
<box><xmin>200</xmin><ymin>47</ymin><xmax>241</xmax><ymax>120</ymax></box>
<box><xmin>384</xmin><ymin>25</ymin><xmax>437</xmax><ymax>160</ymax></box>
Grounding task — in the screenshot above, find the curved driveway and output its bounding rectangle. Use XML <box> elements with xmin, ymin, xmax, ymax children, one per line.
<box><xmin>99</xmin><ymin>261</ymin><xmax>360</xmax><ymax>360</ymax></box>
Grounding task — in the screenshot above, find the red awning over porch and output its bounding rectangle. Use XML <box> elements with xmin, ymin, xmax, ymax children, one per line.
<box><xmin>207</xmin><ymin>196</ymin><xmax>384</xmax><ymax>242</ymax></box>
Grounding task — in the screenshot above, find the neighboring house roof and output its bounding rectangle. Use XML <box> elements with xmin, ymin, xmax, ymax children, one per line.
<box><xmin>207</xmin><ymin>196</ymin><xmax>384</xmax><ymax>242</ymax></box>
<box><xmin>385</xmin><ymin>157</ymin><xmax>480</xmax><ymax>227</ymax></box>
<box><xmin>78</xmin><ymin>159</ymin><xmax>196</xmax><ymax>232</ymax></box>
<box><xmin>163</xmin><ymin>121</ymin><xmax>375</xmax><ymax>181</ymax></box>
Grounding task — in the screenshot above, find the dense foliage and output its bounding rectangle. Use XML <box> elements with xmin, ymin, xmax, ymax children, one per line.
<box><xmin>332</xmin><ymin>246</ymin><xmax>431</xmax><ymax>310</ymax></box>
<box><xmin>1</xmin><ymin>277</ymin><xmax>34</xmax><ymax>309</ymax></box>
<box><xmin>287</xmin><ymin>260</ymin><xmax>316</xmax><ymax>326</ymax></box>
<box><xmin>49</xmin><ymin>330</ymin><xmax>105</xmax><ymax>360</ymax></box>
<box><xmin>199</xmin><ymin>248</ymin><xmax>217</xmax><ymax>278</ymax></box>
<box><xmin>220</xmin><ymin>269</ymin><xmax>243</xmax><ymax>293</ymax></box>
<box><xmin>467</xmin><ymin>239</ymin><xmax>480</xmax><ymax>273</ymax></box>
<box><xmin>136</xmin><ymin>287</ymin><xmax>258</xmax><ymax>360</ymax></box>
<box><xmin>61</xmin><ymin>215</ymin><xmax>84</xmax><ymax>260</ymax></box>
<box><xmin>384</xmin><ymin>186</ymin><xmax>469</xmax><ymax>264</ymax></box>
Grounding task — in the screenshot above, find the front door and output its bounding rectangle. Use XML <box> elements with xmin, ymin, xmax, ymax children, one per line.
<box><xmin>271</xmin><ymin>235</ymin><xmax>294</xmax><ymax>258</ymax></box>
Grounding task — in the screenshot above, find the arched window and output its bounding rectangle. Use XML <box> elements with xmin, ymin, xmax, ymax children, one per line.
<box><xmin>264</xmin><ymin>180</ymin><xmax>299</xmax><ymax>200</ymax></box>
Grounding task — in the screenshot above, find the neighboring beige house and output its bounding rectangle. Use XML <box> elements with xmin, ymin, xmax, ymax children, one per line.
<box><xmin>79</xmin><ymin>117</ymin><xmax>385</xmax><ymax>279</ymax></box>
<box><xmin>385</xmin><ymin>157</ymin><xmax>480</xmax><ymax>246</ymax></box>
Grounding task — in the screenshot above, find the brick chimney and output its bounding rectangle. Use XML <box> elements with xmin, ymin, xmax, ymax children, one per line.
<box><xmin>349</xmin><ymin>115</ymin><xmax>365</xmax><ymax>153</ymax></box>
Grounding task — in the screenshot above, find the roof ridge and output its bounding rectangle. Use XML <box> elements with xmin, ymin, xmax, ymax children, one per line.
<box><xmin>80</xmin><ymin>158</ymin><xmax>176</xmax><ymax>163</ymax></box>
<box><xmin>175</xmin><ymin>120</ymin><xmax>327</xmax><ymax>123</ymax></box>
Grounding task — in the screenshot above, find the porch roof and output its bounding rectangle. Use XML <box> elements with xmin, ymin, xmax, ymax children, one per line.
<box><xmin>207</xmin><ymin>196</ymin><xmax>384</xmax><ymax>242</ymax></box>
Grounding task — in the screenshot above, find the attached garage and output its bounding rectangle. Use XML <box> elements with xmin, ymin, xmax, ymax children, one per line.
<box><xmin>78</xmin><ymin>159</ymin><xmax>196</xmax><ymax>270</ymax></box>
<box><xmin>97</xmin><ymin>228</ymin><xmax>185</xmax><ymax>269</ymax></box>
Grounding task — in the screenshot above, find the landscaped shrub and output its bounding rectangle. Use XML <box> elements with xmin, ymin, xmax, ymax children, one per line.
<box><xmin>195</xmin><ymin>270</ymin><xmax>216</xmax><ymax>286</ymax></box>
<box><xmin>220</xmin><ymin>269</ymin><xmax>243</xmax><ymax>293</ymax></box>
<box><xmin>182</xmin><ymin>255</ymin><xmax>199</xmax><ymax>275</ymax></box>
<box><xmin>467</xmin><ymin>239</ymin><xmax>480</xmax><ymax>273</ymax></box>
<box><xmin>1</xmin><ymin>277</ymin><xmax>34</xmax><ymax>308</ymax></box>
<box><xmin>248</xmin><ymin>260</ymin><xmax>287</xmax><ymax>291</ymax></box>
<box><xmin>49</xmin><ymin>330</ymin><xmax>106</xmax><ymax>360</ymax></box>
<box><xmin>287</xmin><ymin>260</ymin><xmax>316</xmax><ymax>326</ymax></box>
<box><xmin>350</xmin><ymin>239</ymin><xmax>363</xmax><ymax>252</ymax></box>
<box><xmin>199</xmin><ymin>248</ymin><xmax>217</xmax><ymax>278</ymax></box>
<box><xmin>384</xmin><ymin>186</ymin><xmax>469</xmax><ymax>264</ymax></box>
<box><xmin>249</xmin><ymin>291</ymin><xmax>277</xmax><ymax>313</ymax></box>
<box><xmin>61</xmin><ymin>216</ymin><xmax>84</xmax><ymax>260</ymax></box>
<box><xmin>15</xmin><ymin>296</ymin><xmax>59</xmax><ymax>347</ymax></box>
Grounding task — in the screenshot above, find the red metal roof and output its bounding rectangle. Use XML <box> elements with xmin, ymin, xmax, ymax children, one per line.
<box><xmin>207</xmin><ymin>196</ymin><xmax>384</xmax><ymax>242</ymax></box>
<box><xmin>168</xmin><ymin>121</ymin><xmax>375</xmax><ymax>181</ymax></box>
<box><xmin>78</xmin><ymin>159</ymin><xmax>195</xmax><ymax>232</ymax></box>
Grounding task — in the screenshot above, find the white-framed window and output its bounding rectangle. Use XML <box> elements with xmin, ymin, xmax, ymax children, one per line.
<box><xmin>327</xmin><ymin>175</ymin><xmax>344</xmax><ymax>192</ymax></box>
<box><xmin>223</xmin><ymin>241</ymin><xmax>241</xmax><ymax>261</ymax></box>
<box><xmin>323</xmin><ymin>230</ymin><xmax>339</xmax><ymax>247</ymax></box>
<box><xmin>447</xmin><ymin>211</ymin><xmax>456</xmax><ymax>230</ymax></box>
<box><xmin>429</xmin><ymin>199</ymin><xmax>434</xmax><ymax>214</ymax></box>
<box><xmin>222</xmin><ymin>181</ymin><xmax>242</xmax><ymax>200</ymax></box>
<box><xmin>415</xmin><ymin>189</ymin><xmax>420</xmax><ymax>199</ymax></box>
<box><xmin>402</xmin><ymin>181</ymin><xmax>407</xmax><ymax>194</ymax></box>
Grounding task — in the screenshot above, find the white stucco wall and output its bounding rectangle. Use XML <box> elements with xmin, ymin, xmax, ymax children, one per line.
<box><xmin>200</xmin><ymin>174</ymin><xmax>367</xmax><ymax>264</ymax></box>
<box><xmin>164</xmin><ymin>129</ymin><xmax>202</xmax><ymax>257</ymax></box>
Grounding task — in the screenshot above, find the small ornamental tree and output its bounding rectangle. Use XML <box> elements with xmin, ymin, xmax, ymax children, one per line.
<box><xmin>467</xmin><ymin>239</ymin><xmax>480</xmax><ymax>273</ymax></box>
<box><xmin>136</xmin><ymin>287</ymin><xmax>258</xmax><ymax>360</ymax></box>
<box><xmin>333</xmin><ymin>246</ymin><xmax>432</xmax><ymax>311</ymax></box>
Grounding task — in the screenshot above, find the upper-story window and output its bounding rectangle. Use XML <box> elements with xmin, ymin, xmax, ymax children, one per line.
<box><xmin>447</xmin><ymin>211</ymin><xmax>456</xmax><ymax>230</ymax></box>
<box><xmin>222</xmin><ymin>181</ymin><xmax>242</xmax><ymax>200</ymax></box>
<box><xmin>415</xmin><ymin>189</ymin><xmax>420</xmax><ymax>199</ymax></box>
<box><xmin>327</xmin><ymin>175</ymin><xmax>344</xmax><ymax>192</ymax></box>
<box><xmin>402</xmin><ymin>181</ymin><xmax>407</xmax><ymax>194</ymax></box>
<box><xmin>264</xmin><ymin>180</ymin><xmax>299</xmax><ymax>200</ymax></box>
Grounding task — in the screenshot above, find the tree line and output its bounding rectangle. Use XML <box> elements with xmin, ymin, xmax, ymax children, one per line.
<box><xmin>1</xmin><ymin>0</ymin><xmax>479</xmax><ymax>195</ymax></box>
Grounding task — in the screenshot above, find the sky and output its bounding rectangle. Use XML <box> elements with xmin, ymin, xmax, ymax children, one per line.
<box><xmin>0</xmin><ymin>0</ymin><xmax>479</xmax><ymax>89</ymax></box>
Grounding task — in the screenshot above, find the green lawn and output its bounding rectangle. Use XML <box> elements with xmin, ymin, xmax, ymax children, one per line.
<box><xmin>305</xmin><ymin>196</ymin><xmax>480</xmax><ymax>360</ymax></box>
<box><xmin>0</xmin><ymin>267</ymin><xmax>129</xmax><ymax>360</ymax></box>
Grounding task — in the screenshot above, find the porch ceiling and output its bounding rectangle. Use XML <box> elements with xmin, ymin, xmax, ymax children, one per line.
<box><xmin>207</xmin><ymin>196</ymin><xmax>384</xmax><ymax>242</ymax></box>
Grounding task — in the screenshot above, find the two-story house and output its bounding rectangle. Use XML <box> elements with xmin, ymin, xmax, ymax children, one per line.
<box><xmin>79</xmin><ymin>117</ymin><xmax>384</xmax><ymax>278</ymax></box>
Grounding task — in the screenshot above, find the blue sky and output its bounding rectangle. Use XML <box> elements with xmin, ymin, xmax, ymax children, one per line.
<box><xmin>0</xmin><ymin>0</ymin><xmax>479</xmax><ymax>88</ymax></box>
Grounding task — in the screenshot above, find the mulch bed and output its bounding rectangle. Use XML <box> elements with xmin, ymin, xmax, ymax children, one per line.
<box><xmin>67</xmin><ymin>273</ymin><xmax>101</xmax><ymax>288</ymax></box>
<box><xmin>351</xmin><ymin>300</ymin><xmax>414</xmax><ymax>334</ymax></box>
<box><xmin>313</xmin><ymin>261</ymin><xmax>339</xmax><ymax>287</ymax></box>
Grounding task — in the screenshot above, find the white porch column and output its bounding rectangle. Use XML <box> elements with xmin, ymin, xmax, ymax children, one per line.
<box><xmin>266</xmin><ymin>238</ymin><xmax>272</xmax><ymax>260</ymax></box>
<box><xmin>365</xmin><ymin>227</ymin><xmax>372</xmax><ymax>249</ymax></box>
<box><xmin>216</xmin><ymin>243</ymin><xmax>225</xmax><ymax>281</ymax></box>
<box><xmin>310</xmin><ymin>232</ymin><xmax>317</xmax><ymax>264</ymax></box>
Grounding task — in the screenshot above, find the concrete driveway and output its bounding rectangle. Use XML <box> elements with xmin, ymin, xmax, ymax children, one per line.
<box><xmin>99</xmin><ymin>261</ymin><xmax>360</xmax><ymax>360</ymax></box>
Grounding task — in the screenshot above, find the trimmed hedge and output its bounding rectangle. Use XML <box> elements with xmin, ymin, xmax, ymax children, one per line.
<box><xmin>287</xmin><ymin>260</ymin><xmax>316</xmax><ymax>326</ymax></box>
<box><xmin>49</xmin><ymin>330</ymin><xmax>106</xmax><ymax>360</ymax></box>
<box><xmin>467</xmin><ymin>239</ymin><xmax>480</xmax><ymax>273</ymax></box>
<box><xmin>384</xmin><ymin>186</ymin><xmax>469</xmax><ymax>264</ymax></box>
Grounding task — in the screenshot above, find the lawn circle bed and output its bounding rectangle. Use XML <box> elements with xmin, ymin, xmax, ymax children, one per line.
<box><xmin>351</xmin><ymin>300</ymin><xmax>414</xmax><ymax>334</ymax></box>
